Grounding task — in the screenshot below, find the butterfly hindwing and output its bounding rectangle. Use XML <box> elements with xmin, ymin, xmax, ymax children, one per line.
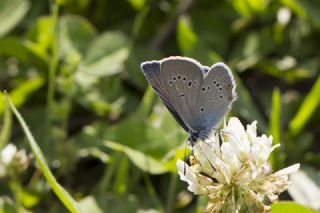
<box><xmin>197</xmin><ymin>62</ymin><xmax>236</xmax><ymax>132</ymax></box>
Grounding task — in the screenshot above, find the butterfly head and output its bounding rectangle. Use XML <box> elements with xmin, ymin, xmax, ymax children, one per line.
<box><xmin>189</xmin><ymin>132</ymin><xmax>199</xmax><ymax>146</ymax></box>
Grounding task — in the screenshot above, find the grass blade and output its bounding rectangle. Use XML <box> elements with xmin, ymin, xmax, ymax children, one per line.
<box><xmin>0</xmin><ymin>97</ymin><xmax>12</xmax><ymax>149</ymax></box>
<box><xmin>269</xmin><ymin>88</ymin><xmax>283</xmax><ymax>169</ymax></box>
<box><xmin>289</xmin><ymin>76</ymin><xmax>320</xmax><ymax>135</ymax></box>
<box><xmin>6</xmin><ymin>94</ymin><xmax>83</xmax><ymax>213</ymax></box>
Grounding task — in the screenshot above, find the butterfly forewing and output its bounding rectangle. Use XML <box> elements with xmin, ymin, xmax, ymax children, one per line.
<box><xmin>141</xmin><ymin>61</ymin><xmax>189</xmax><ymax>132</ymax></box>
<box><xmin>160</xmin><ymin>57</ymin><xmax>204</xmax><ymax>133</ymax></box>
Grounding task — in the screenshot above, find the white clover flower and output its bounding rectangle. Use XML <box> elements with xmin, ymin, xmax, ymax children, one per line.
<box><xmin>0</xmin><ymin>143</ymin><xmax>31</xmax><ymax>178</ymax></box>
<box><xmin>177</xmin><ymin>117</ymin><xmax>300</xmax><ymax>213</ymax></box>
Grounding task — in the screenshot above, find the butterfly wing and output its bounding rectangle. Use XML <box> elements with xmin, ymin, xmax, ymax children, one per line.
<box><xmin>197</xmin><ymin>62</ymin><xmax>236</xmax><ymax>133</ymax></box>
<box><xmin>140</xmin><ymin>61</ymin><xmax>189</xmax><ymax>132</ymax></box>
<box><xmin>160</xmin><ymin>57</ymin><xmax>204</xmax><ymax>133</ymax></box>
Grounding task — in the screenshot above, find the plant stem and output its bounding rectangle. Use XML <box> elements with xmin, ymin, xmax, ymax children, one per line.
<box><xmin>44</xmin><ymin>0</ymin><xmax>59</xmax><ymax>155</ymax></box>
<box><xmin>143</xmin><ymin>173</ymin><xmax>165</xmax><ymax>213</ymax></box>
<box><xmin>166</xmin><ymin>172</ymin><xmax>178</xmax><ymax>213</ymax></box>
<box><xmin>94</xmin><ymin>153</ymin><xmax>121</xmax><ymax>194</ymax></box>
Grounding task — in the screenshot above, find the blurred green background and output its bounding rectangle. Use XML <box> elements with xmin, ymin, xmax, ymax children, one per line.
<box><xmin>0</xmin><ymin>0</ymin><xmax>319</xmax><ymax>212</ymax></box>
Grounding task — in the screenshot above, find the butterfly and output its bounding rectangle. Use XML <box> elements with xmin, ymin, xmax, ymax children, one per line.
<box><xmin>141</xmin><ymin>56</ymin><xmax>236</xmax><ymax>146</ymax></box>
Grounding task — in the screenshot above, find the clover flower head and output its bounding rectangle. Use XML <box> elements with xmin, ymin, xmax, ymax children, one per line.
<box><xmin>177</xmin><ymin>117</ymin><xmax>300</xmax><ymax>213</ymax></box>
<box><xmin>0</xmin><ymin>143</ymin><xmax>31</xmax><ymax>179</ymax></box>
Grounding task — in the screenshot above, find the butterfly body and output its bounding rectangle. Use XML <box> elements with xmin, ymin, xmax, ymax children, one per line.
<box><xmin>141</xmin><ymin>56</ymin><xmax>236</xmax><ymax>146</ymax></box>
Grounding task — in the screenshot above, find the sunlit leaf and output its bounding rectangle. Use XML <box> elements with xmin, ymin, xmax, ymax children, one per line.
<box><xmin>84</xmin><ymin>32</ymin><xmax>128</xmax><ymax>64</ymax></box>
<box><xmin>82</xmin><ymin>47</ymin><xmax>129</xmax><ymax>76</ymax></box>
<box><xmin>271</xmin><ymin>201</ymin><xmax>313</xmax><ymax>213</ymax></box>
<box><xmin>0</xmin><ymin>77</ymin><xmax>44</xmax><ymax>116</ymax></box>
<box><xmin>177</xmin><ymin>16</ymin><xmax>197</xmax><ymax>54</ymax></box>
<box><xmin>0</xmin><ymin>0</ymin><xmax>30</xmax><ymax>37</ymax></box>
<box><xmin>24</xmin><ymin>16</ymin><xmax>54</xmax><ymax>61</ymax></box>
<box><xmin>269</xmin><ymin>88</ymin><xmax>282</xmax><ymax>169</ymax></box>
<box><xmin>79</xmin><ymin>196</ymin><xmax>103</xmax><ymax>213</ymax></box>
<box><xmin>58</xmin><ymin>15</ymin><xmax>97</xmax><ymax>59</ymax></box>
<box><xmin>127</xmin><ymin>0</ymin><xmax>146</xmax><ymax>10</ymax></box>
<box><xmin>289</xmin><ymin>76</ymin><xmax>320</xmax><ymax>135</ymax></box>
<box><xmin>0</xmin><ymin>37</ymin><xmax>38</xmax><ymax>64</ymax></box>
<box><xmin>20</xmin><ymin>188</ymin><xmax>41</xmax><ymax>208</ymax></box>
<box><xmin>103</xmin><ymin>141</ymin><xmax>168</xmax><ymax>174</ymax></box>
<box><xmin>280</xmin><ymin>0</ymin><xmax>306</xmax><ymax>17</ymax></box>
<box><xmin>269</xmin><ymin>88</ymin><xmax>281</xmax><ymax>145</ymax></box>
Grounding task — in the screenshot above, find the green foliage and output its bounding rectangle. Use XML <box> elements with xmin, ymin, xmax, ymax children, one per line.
<box><xmin>0</xmin><ymin>0</ymin><xmax>319</xmax><ymax>212</ymax></box>
<box><xmin>7</xmin><ymin>95</ymin><xmax>84</xmax><ymax>213</ymax></box>
<box><xmin>271</xmin><ymin>201</ymin><xmax>314</xmax><ymax>213</ymax></box>
<box><xmin>0</xmin><ymin>0</ymin><xmax>30</xmax><ymax>37</ymax></box>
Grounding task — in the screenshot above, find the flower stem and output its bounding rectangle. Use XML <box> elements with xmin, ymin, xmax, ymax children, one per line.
<box><xmin>44</xmin><ymin>0</ymin><xmax>59</xmax><ymax>155</ymax></box>
<box><xmin>143</xmin><ymin>173</ymin><xmax>165</xmax><ymax>213</ymax></box>
<box><xmin>166</xmin><ymin>172</ymin><xmax>178</xmax><ymax>213</ymax></box>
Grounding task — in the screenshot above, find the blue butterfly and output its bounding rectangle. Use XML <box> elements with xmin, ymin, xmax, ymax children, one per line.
<box><xmin>141</xmin><ymin>56</ymin><xmax>236</xmax><ymax>146</ymax></box>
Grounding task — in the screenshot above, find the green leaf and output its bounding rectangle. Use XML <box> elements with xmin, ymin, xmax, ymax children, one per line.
<box><xmin>288</xmin><ymin>165</ymin><xmax>320</xmax><ymax>210</ymax></box>
<box><xmin>0</xmin><ymin>196</ymin><xmax>18</xmax><ymax>213</ymax></box>
<box><xmin>0</xmin><ymin>77</ymin><xmax>44</xmax><ymax>116</ymax></box>
<box><xmin>229</xmin><ymin>0</ymin><xmax>269</xmax><ymax>17</ymax></box>
<box><xmin>269</xmin><ymin>88</ymin><xmax>281</xmax><ymax>145</ymax></box>
<box><xmin>269</xmin><ymin>88</ymin><xmax>282</xmax><ymax>169</ymax></box>
<box><xmin>79</xmin><ymin>196</ymin><xmax>103</xmax><ymax>213</ymax></box>
<box><xmin>177</xmin><ymin>16</ymin><xmax>197</xmax><ymax>54</ymax></box>
<box><xmin>82</xmin><ymin>47</ymin><xmax>129</xmax><ymax>76</ymax></box>
<box><xmin>289</xmin><ymin>76</ymin><xmax>320</xmax><ymax>135</ymax></box>
<box><xmin>84</xmin><ymin>32</ymin><xmax>128</xmax><ymax>64</ymax></box>
<box><xmin>20</xmin><ymin>188</ymin><xmax>41</xmax><ymax>208</ymax></box>
<box><xmin>81</xmin><ymin>31</ymin><xmax>129</xmax><ymax>77</ymax></box>
<box><xmin>103</xmin><ymin>141</ymin><xmax>169</xmax><ymax>174</ymax></box>
<box><xmin>124</xmin><ymin>45</ymin><xmax>162</xmax><ymax>89</ymax></box>
<box><xmin>113</xmin><ymin>157</ymin><xmax>129</xmax><ymax>194</ymax></box>
<box><xmin>58</xmin><ymin>15</ymin><xmax>97</xmax><ymax>59</ymax></box>
<box><xmin>280</xmin><ymin>0</ymin><xmax>307</xmax><ymax>18</ymax></box>
<box><xmin>128</xmin><ymin>0</ymin><xmax>146</xmax><ymax>10</ymax></box>
<box><xmin>271</xmin><ymin>201</ymin><xmax>314</xmax><ymax>213</ymax></box>
<box><xmin>0</xmin><ymin>37</ymin><xmax>37</xmax><ymax>64</ymax></box>
<box><xmin>6</xmin><ymin>95</ymin><xmax>84</xmax><ymax>213</ymax></box>
<box><xmin>24</xmin><ymin>16</ymin><xmax>54</xmax><ymax>61</ymax></box>
<box><xmin>0</xmin><ymin>0</ymin><xmax>30</xmax><ymax>37</ymax></box>
<box><xmin>230</xmin><ymin>31</ymin><xmax>274</xmax><ymax>72</ymax></box>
